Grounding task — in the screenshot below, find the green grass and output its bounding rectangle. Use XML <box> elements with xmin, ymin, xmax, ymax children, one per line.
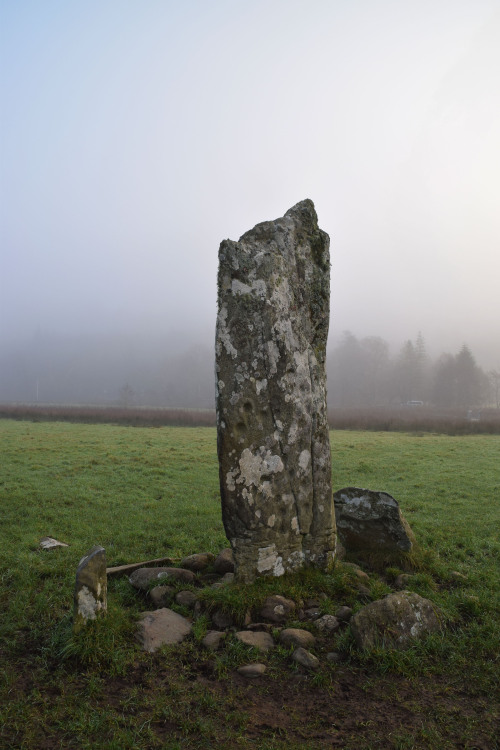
<box><xmin>0</xmin><ymin>420</ymin><xmax>499</xmax><ymax>749</ymax></box>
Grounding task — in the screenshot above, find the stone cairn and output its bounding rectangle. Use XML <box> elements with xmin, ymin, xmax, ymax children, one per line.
<box><xmin>216</xmin><ymin>199</ymin><xmax>337</xmax><ymax>582</ymax></box>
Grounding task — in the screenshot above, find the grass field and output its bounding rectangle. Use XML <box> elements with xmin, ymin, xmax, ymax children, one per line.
<box><xmin>0</xmin><ymin>420</ymin><xmax>499</xmax><ymax>749</ymax></box>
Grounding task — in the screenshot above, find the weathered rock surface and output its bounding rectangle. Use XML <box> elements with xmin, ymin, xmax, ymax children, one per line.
<box><xmin>107</xmin><ymin>556</ymin><xmax>173</xmax><ymax>577</ymax></box>
<box><xmin>150</xmin><ymin>585</ymin><xmax>175</xmax><ymax>607</ymax></box>
<box><xmin>335</xmin><ymin>605</ymin><xmax>353</xmax><ymax>622</ymax></box>
<box><xmin>40</xmin><ymin>536</ymin><xmax>69</xmax><ymax>549</ymax></box>
<box><xmin>202</xmin><ymin>630</ymin><xmax>226</xmax><ymax>651</ymax></box>
<box><xmin>279</xmin><ymin>628</ymin><xmax>316</xmax><ymax>649</ymax></box>
<box><xmin>137</xmin><ymin>608</ymin><xmax>192</xmax><ymax>652</ymax></box>
<box><xmin>216</xmin><ymin>199</ymin><xmax>336</xmax><ymax>582</ymax></box>
<box><xmin>180</xmin><ymin>553</ymin><xmax>215</xmax><ymax>572</ymax></box>
<box><xmin>235</xmin><ymin>631</ymin><xmax>274</xmax><ymax>652</ymax></box>
<box><xmin>73</xmin><ymin>545</ymin><xmax>107</xmax><ymax>632</ymax></box>
<box><xmin>175</xmin><ymin>590</ymin><xmax>198</xmax><ymax>608</ymax></box>
<box><xmin>315</xmin><ymin>614</ymin><xmax>340</xmax><ymax>633</ymax></box>
<box><xmin>350</xmin><ymin>592</ymin><xmax>441</xmax><ymax>650</ymax></box>
<box><xmin>237</xmin><ymin>663</ymin><xmax>267</xmax><ymax>678</ymax></box>
<box><xmin>259</xmin><ymin>594</ymin><xmax>295</xmax><ymax>623</ymax></box>
<box><xmin>334</xmin><ymin>487</ymin><xmax>416</xmax><ymax>558</ymax></box>
<box><xmin>129</xmin><ymin>567</ymin><xmax>195</xmax><ymax>590</ymax></box>
<box><xmin>213</xmin><ymin>548</ymin><xmax>235</xmax><ymax>574</ymax></box>
<box><xmin>211</xmin><ymin>609</ymin><xmax>234</xmax><ymax>629</ymax></box>
<box><xmin>292</xmin><ymin>647</ymin><xmax>319</xmax><ymax>670</ymax></box>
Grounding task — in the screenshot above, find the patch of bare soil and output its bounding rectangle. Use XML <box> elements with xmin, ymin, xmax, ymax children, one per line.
<box><xmin>101</xmin><ymin>657</ymin><xmax>497</xmax><ymax>749</ymax></box>
<box><xmin>3</xmin><ymin>653</ymin><xmax>497</xmax><ymax>749</ymax></box>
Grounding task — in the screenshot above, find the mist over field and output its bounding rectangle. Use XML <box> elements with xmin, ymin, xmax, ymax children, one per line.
<box><xmin>1</xmin><ymin>1</ymin><xmax>499</xmax><ymax>402</ymax></box>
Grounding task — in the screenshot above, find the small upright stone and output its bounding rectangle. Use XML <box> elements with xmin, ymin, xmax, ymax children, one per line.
<box><xmin>216</xmin><ymin>200</ymin><xmax>336</xmax><ymax>582</ymax></box>
<box><xmin>73</xmin><ymin>545</ymin><xmax>107</xmax><ymax>632</ymax></box>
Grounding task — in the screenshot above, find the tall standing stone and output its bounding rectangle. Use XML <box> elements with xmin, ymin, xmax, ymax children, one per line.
<box><xmin>73</xmin><ymin>545</ymin><xmax>107</xmax><ymax>632</ymax></box>
<box><xmin>216</xmin><ymin>199</ymin><xmax>336</xmax><ymax>582</ymax></box>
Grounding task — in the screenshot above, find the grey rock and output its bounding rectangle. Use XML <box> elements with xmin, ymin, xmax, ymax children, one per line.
<box><xmin>292</xmin><ymin>647</ymin><xmax>319</xmax><ymax>670</ymax></box>
<box><xmin>335</xmin><ymin>606</ymin><xmax>353</xmax><ymax>622</ymax></box>
<box><xmin>326</xmin><ymin>651</ymin><xmax>342</xmax><ymax>663</ymax></box>
<box><xmin>279</xmin><ymin>628</ymin><xmax>316</xmax><ymax>649</ymax></box>
<box><xmin>180</xmin><ymin>553</ymin><xmax>215</xmax><ymax>572</ymax></box>
<box><xmin>259</xmin><ymin>594</ymin><xmax>295</xmax><ymax>623</ymax></box>
<box><xmin>304</xmin><ymin>607</ymin><xmax>322</xmax><ymax>620</ymax></box>
<box><xmin>213</xmin><ymin>548</ymin><xmax>235</xmax><ymax>575</ymax></box>
<box><xmin>129</xmin><ymin>567</ymin><xmax>195</xmax><ymax>590</ymax></box>
<box><xmin>211</xmin><ymin>609</ymin><xmax>233</xmax><ymax>629</ymax></box>
<box><xmin>40</xmin><ymin>536</ymin><xmax>69</xmax><ymax>549</ymax></box>
<box><xmin>107</xmin><ymin>556</ymin><xmax>173</xmax><ymax>577</ymax></box>
<box><xmin>334</xmin><ymin>487</ymin><xmax>416</xmax><ymax>558</ymax></box>
<box><xmin>149</xmin><ymin>585</ymin><xmax>175</xmax><ymax>607</ymax></box>
<box><xmin>73</xmin><ymin>545</ymin><xmax>107</xmax><ymax>632</ymax></box>
<box><xmin>136</xmin><ymin>608</ymin><xmax>192</xmax><ymax>652</ymax></box>
<box><xmin>175</xmin><ymin>590</ymin><xmax>198</xmax><ymax>608</ymax></box>
<box><xmin>221</xmin><ymin>572</ymin><xmax>235</xmax><ymax>584</ymax></box>
<box><xmin>235</xmin><ymin>630</ymin><xmax>274</xmax><ymax>652</ymax></box>
<box><xmin>245</xmin><ymin>622</ymin><xmax>273</xmax><ymax>633</ymax></box>
<box><xmin>237</xmin><ymin>663</ymin><xmax>267</xmax><ymax>678</ymax></box>
<box><xmin>351</xmin><ymin>592</ymin><xmax>441</xmax><ymax>650</ymax></box>
<box><xmin>216</xmin><ymin>200</ymin><xmax>336</xmax><ymax>582</ymax></box>
<box><xmin>202</xmin><ymin>630</ymin><xmax>226</xmax><ymax>651</ymax></box>
<box><xmin>315</xmin><ymin>615</ymin><xmax>340</xmax><ymax>633</ymax></box>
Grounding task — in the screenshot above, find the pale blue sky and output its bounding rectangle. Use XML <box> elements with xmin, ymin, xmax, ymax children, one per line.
<box><xmin>1</xmin><ymin>0</ymin><xmax>499</xmax><ymax>366</ymax></box>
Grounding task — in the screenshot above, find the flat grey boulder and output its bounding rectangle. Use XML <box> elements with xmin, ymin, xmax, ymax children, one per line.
<box><xmin>129</xmin><ymin>567</ymin><xmax>195</xmax><ymax>590</ymax></box>
<box><xmin>334</xmin><ymin>487</ymin><xmax>416</xmax><ymax>558</ymax></box>
<box><xmin>350</xmin><ymin>592</ymin><xmax>441</xmax><ymax>650</ymax></box>
<box><xmin>137</xmin><ymin>608</ymin><xmax>192</xmax><ymax>652</ymax></box>
<box><xmin>235</xmin><ymin>631</ymin><xmax>274</xmax><ymax>652</ymax></box>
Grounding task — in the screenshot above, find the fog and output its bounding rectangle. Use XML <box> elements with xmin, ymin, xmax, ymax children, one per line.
<box><xmin>1</xmin><ymin>0</ymin><xmax>499</xmax><ymax>402</ymax></box>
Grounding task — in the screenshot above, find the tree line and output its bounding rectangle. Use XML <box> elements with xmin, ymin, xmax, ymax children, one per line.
<box><xmin>0</xmin><ymin>330</ymin><xmax>498</xmax><ymax>409</ymax></box>
<box><xmin>327</xmin><ymin>332</ymin><xmax>498</xmax><ymax>409</ymax></box>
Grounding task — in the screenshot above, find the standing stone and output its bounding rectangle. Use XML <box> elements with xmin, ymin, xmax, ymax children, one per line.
<box><xmin>73</xmin><ymin>545</ymin><xmax>107</xmax><ymax>632</ymax></box>
<box><xmin>216</xmin><ymin>199</ymin><xmax>336</xmax><ymax>582</ymax></box>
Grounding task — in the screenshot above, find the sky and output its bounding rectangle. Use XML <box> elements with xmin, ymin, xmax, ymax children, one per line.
<box><xmin>1</xmin><ymin>0</ymin><xmax>499</xmax><ymax>368</ymax></box>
